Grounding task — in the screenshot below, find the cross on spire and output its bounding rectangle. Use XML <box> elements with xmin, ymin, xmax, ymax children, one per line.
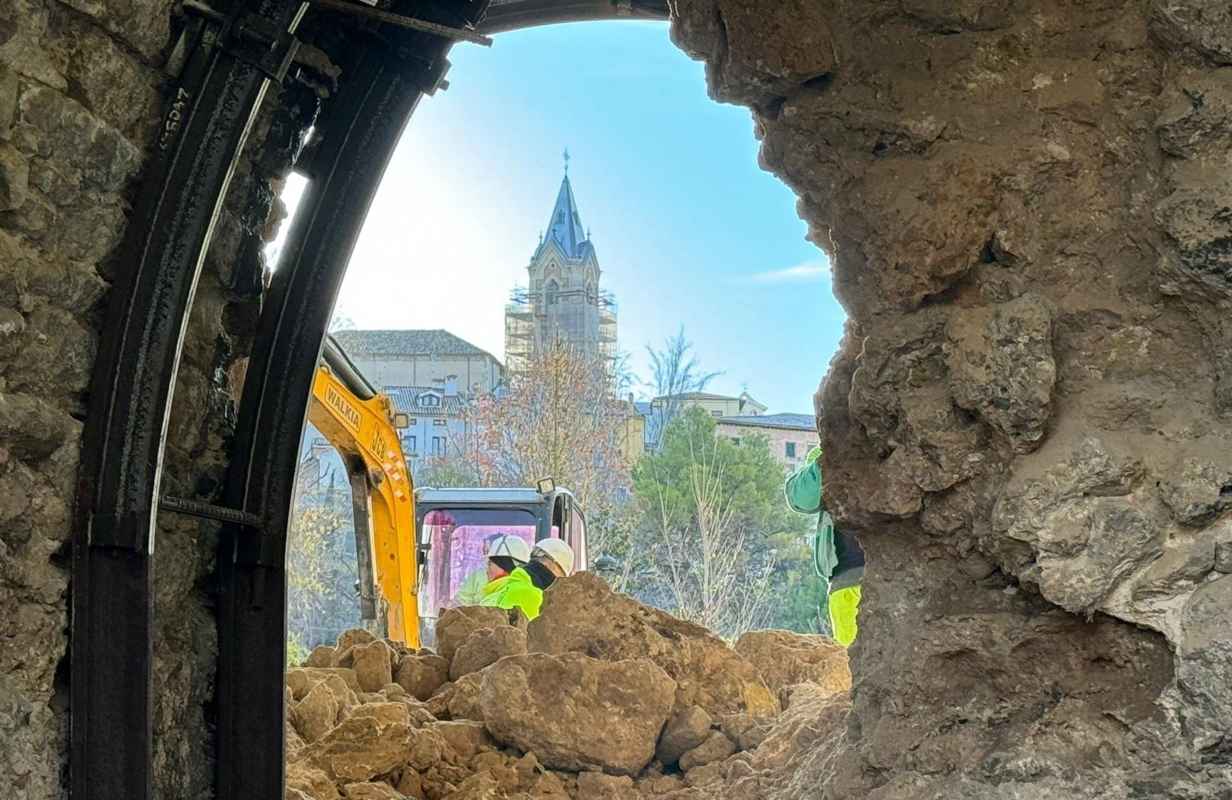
<box><xmin>563</xmin><ymin>147</ymin><xmax>570</xmax><ymax>175</ymax></box>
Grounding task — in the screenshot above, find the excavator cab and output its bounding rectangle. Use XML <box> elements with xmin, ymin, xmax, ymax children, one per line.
<box><xmin>414</xmin><ymin>484</ymin><xmax>587</xmax><ymax>647</ymax></box>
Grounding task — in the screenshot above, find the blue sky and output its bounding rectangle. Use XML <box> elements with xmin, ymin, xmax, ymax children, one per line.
<box><xmin>316</xmin><ymin>20</ymin><xmax>846</xmax><ymax>414</ymax></box>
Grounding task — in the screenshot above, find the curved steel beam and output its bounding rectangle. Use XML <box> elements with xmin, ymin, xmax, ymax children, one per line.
<box><xmin>70</xmin><ymin>3</ymin><xmax>304</xmax><ymax>798</ymax></box>
<box><xmin>217</xmin><ymin>2</ymin><xmax>488</xmax><ymax>795</ymax></box>
<box><xmin>478</xmin><ymin>0</ymin><xmax>668</xmax><ymax>33</ymax></box>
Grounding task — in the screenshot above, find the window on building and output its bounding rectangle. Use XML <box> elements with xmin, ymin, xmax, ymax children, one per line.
<box><xmin>711</xmin><ymin>410</ymin><xmax>723</xmax><ymax>418</ymax></box>
<box><xmin>405</xmin><ymin>435</ymin><xmax>417</xmax><ymax>453</ymax></box>
<box><xmin>432</xmin><ymin>436</ymin><xmax>445</xmax><ymax>456</ymax></box>
<box><xmin>419</xmin><ymin>394</ymin><xmax>440</xmax><ymax>407</ymax></box>
<box><xmin>433</xmin><ymin>418</ymin><xmax>447</xmax><ymax>426</ymax></box>
<box><xmin>545</xmin><ymin>279</ymin><xmax>560</xmax><ymax>306</ymax></box>
<box><xmin>407</xmin><ymin>418</ymin><xmax>417</xmax><ymax>426</ymax></box>
<box><xmin>785</xmin><ymin>442</ymin><xmax>797</xmax><ymax>458</ymax></box>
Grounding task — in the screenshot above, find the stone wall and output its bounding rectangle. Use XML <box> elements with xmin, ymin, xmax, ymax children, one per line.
<box><xmin>0</xmin><ymin>1</ymin><xmax>315</xmax><ymax>795</ymax></box>
<box><xmin>0</xmin><ymin>1</ymin><xmax>170</xmax><ymax>795</ymax></box>
<box><xmin>673</xmin><ymin>0</ymin><xmax>1231</xmax><ymax>796</ymax></box>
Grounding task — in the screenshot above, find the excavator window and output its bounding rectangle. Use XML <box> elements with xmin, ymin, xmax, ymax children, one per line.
<box><xmin>417</xmin><ymin>507</ymin><xmax>537</xmax><ymax>645</ymax></box>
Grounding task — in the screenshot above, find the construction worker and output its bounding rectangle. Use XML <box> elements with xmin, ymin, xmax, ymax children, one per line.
<box><xmin>478</xmin><ymin>534</ymin><xmax>544</xmax><ymax>619</ymax></box>
<box><xmin>525</xmin><ymin>538</ymin><xmax>575</xmax><ymax>591</ymax></box>
<box><xmin>785</xmin><ymin>445</ymin><xmax>864</xmax><ymax>646</ymax></box>
<box><xmin>453</xmin><ymin>533</ymin><xmax>505</xmax><ymax>606</ymax></box>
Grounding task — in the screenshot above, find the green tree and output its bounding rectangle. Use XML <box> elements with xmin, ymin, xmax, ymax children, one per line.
<box><xmin>629</xmin><ymin>408</ymin><xmax>816</xmax><ymax>636</ymax></box>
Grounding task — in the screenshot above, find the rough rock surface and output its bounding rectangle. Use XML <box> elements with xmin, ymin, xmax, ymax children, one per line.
<box><xmin>528</xmin><ymin>573</ymin><xmax>779</xmax><ymax>718</ymax></box>
<box><xmin>734</xmin><ymin>630</ymin><xmax>851</xmax><ymax>706</ymax></box>
<box><xmin>396</xmin><ymin>653</ymin><xmax>451</xmax><ymax>702</ymax></box>
<box><xmin>284</xmin><ymin>624</ymin><xmax>855</xmax><ymax>800</ymax></box>
<box><xmin>655</xmin><ymin>705</ymin><xmax>713</xmax><ymax>765</ymax></box>
<box><xmin>436</xmin><ymin>606</ymin><xmax>527</xmax><ymax>664</ymax></box>
<box><xmin>450</xmin><ymin>626</ymin><xmax>528</xmax><ymax>681</ymax></box>
<box><xmin>480</xmin><ymin>652</ymin><xmax>676</xmax><ymax>776</ymax></box>
<box><xmin>670</xmin><ymin>0</ymin><xmax>1232</xmax><ymax>796</ymax></box>
<box><xmin>353</xmin><ymin>640</ymin><xmax>395</xmax><ymax>693</ymax></box>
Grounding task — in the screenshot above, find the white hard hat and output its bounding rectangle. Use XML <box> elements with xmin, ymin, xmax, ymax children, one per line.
<box><xmin>532</xmin><ymin>538</ymin><xmax>575</xmax><ymax>575</ymax></box>
<box><xmin>487</xmin><ymin>534</ymin><xmax>530</xmax><ymax>564</ymax></box>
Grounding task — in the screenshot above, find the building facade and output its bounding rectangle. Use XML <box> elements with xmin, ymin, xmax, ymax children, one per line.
<box><xmin>653</xmin><ymin>391</ymin><xmax>768</xmax><ymax>419</ymax></box>
<box><xmin>331</xmin><ymin>328</ymin><xmax>504</xmax><ymax>395</ymax></box>
<box><xmin>382</xmin><ymin>385</ymin><xmax>469</xmax><ymax>462</ymax></box>
<box><xmin>716</xmin><ymin>413</ymin><xmax>817</xmax><ymax>470</ymax></box>
<box><xmin>505</xmin><ymin>161</ymin><xmax>617</xmax><ymax>373</ymax></box>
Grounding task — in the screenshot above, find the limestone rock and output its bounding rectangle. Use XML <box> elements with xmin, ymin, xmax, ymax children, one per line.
<box><xmin>425</xmin><ymin>720</ymin><xmax>492</xmax><ymax>761</ymax></box>
<box><xmin>945</xmin><ymin>294</ymin><xmax>1056</xmax><ymax>454</ymax></box>
<box><xmin>353</xmin><ymin>640</ymin><xmax>394</xmax><ymax>693</ymax></box>
<box><xmin>480</xmin><ymin>652</ymin><xmax>676</xmax><ymax>775</ymax></box>
<box><xmin>655</xmin><ymin>705</ymin><xmax>712</xmax><ymax>766</ymax></box>
<box><xmin>396</xmin><ymin>653</ymin><xmax>449</xmax><ymax>701</ymax></box>
<box><xmin>307</xmin><ymin>645</ymin><xmax>338</xmax><ymax>668</ymax></box>
<box><xmin>678</xmin><ymin>732</ymin><xmax>737</xmax><ymax>772</ymax></box>
<box><xmin>294</xmin><ymin>680</ymin><xmax>341</xmax><ymax>743</ymax></box>
<box><xmin>1178</xmin><ymin>575</ymin><xmax>1232</xmax><ymax>748</ymax></box>
<box><xmin>734</xmin><ymin>630</ymin><xmax>851</xmax><ymax>705</ymax></box>
<box><xmin>683</xmin><ymin>760</ymin><xmax>725</xmax><ymax>787</ymax></box>
<box><xmin>718</xmin><ymin>713</ymin><xmax>770</xmax><ymax>753</ymax></box>
<box><xmin>671</xmin><ymin>0</ymin><xmax>835</xmax><ymax>107</ymax></box>
<box><xmin>450</xmin><ymin>625</ymin><xmax>528</xmax><ymax>681</ymax></box>
<box><xmin>446</xmin><ymin>671</ymin><xmax>486</xmax><ymax>721</ymax></box>
<box><xmin>394</xmin><ymin>769</ymin><xmax>424</xmax><ymax>799</ymax></box>
<box><xmin>0</xmin><ymin>142</ymin><xmax>28</xmax><ymax>211</ymax></box>
<box><xmin>1159</xmin><ymin>457</ymin><xmax>1232</xmax><ymax>526</ymax></box>
<box><xmin>286</xmin><ymin>763</ymin><xmax>342</xmax><ymax>800</ymax></box>
<box><xmin>307</xmin><ymin>707</ymin><xmax>415</xmax><ymax>783</ymax></box>
<box><xmin>527</xmin><ymin>573</ymin><xmax>778</xmax><ymax>718</ymax></box>
<box><xmin>336</xmin><ymin>628</ymin><xmax>377</xmax><ymax>654</ymax></box>
<box><xmin>288</xmin><ymin>667</ymin><xmax>361</xmax><ymax>699</ymax></box>
<box><xmin>436</xmin><ymin>606</ymin><xmax>526</xmax><ymax>664</ymax></box>
<box><xmin>1215</xmin><ymin>541</ymin><xmax>1232</xmax><ymax>574</ymax></box>
<box><xmin>342</xmin><ymin>782</ymin><xmax>405</xmax><ymax>799</ymax></box>
<box><xmin>994</xmin><ymin>438</ymin><xmax>1165</xmax><ymax>613</ymax></box>
<box><xmin>1152</xmin><ymin>0</ymin><xmax>1232</xmax><ymax>63</ymax></box>
<box><xmin>574</xmin><ymin>771</ymin><xmax>636</xmax><ymax>800</ymax></box>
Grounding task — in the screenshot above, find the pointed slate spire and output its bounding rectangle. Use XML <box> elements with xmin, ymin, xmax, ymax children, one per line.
<box><xmin>541</xmin><ymin>152</ymin><xmax>588</xmax><ymax>259</ymax></box>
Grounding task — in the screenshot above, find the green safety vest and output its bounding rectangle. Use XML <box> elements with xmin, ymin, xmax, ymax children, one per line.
<box><xmin>478</xmin><ymin>567</ymin><xmax>544</xmax><ymax>620</ymax></box>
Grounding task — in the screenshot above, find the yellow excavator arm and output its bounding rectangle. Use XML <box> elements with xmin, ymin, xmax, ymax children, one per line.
<box><xmin>307</xmin><ymin>336</ymin><xmax>419</xmax><ymax>646</ymax></box>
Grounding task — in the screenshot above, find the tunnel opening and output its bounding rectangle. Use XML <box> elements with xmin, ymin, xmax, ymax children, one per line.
<box><xmin>68</xmin><ymin>1</ymin><xmax>850</xmax><ymax>797</ymax></box>
<box><xmin>25</xmin><ymin>0</ymin><xmax>1226</xmax><ymax>798</ymax></box>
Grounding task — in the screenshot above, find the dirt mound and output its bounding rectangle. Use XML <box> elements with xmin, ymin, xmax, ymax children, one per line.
<box><xmin>285</xmin><ymin>575</ymin><xmax>851</xmax><ymax>799</ymax></box>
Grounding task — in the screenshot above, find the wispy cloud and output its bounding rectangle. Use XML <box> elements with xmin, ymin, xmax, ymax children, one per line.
<box><xmin>745</xmin><ymin>260</ymin><xmax>831</xmax><ymax>284</ymax></box>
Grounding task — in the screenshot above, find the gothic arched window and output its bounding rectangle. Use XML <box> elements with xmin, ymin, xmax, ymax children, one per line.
<box><xmin>545</xmin><ymin>279</ymin><xmax>560</xmax><ymax>306</ymax></box>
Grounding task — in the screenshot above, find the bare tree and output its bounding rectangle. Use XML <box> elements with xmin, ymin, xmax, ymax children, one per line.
<box><xmin>464</xmin><ymin>342</ymin><xmax>634</xmax><ymax>558</ymax></box>
<box><xmin>286</xmin><ymin>476</ymin><xmax>360</xmax><ymax>649</ymax></box>
<box><xmin>639</xmin><ymin>418</ymin><xmax>776</xmax><ymax>637</ymax></box>
<box><xmin>646</xmin><ymin>327</ymin><xmax>721</xmax><ymax>448</ymax></box>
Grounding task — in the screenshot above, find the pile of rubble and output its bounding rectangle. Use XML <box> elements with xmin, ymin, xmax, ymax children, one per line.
<box><xmin>284</xmin><ymin>574</ymin><xmax>852</xmax><ymax>800</ymax></box>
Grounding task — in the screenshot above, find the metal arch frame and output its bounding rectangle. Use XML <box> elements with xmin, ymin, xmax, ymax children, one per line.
<box><xmin>478</xmin><ymin>0</ymin><xmax>667</xmax><ymax>32</ymax></box>
<box><xmin>71</xmin><ymin>2</ymin><xmax>304</xmax><ymax>797</ymax></box>
<box><xmin>72</xmin><ymin>0</ymin><xmax>669</xmax><ymax>796</ymax></box>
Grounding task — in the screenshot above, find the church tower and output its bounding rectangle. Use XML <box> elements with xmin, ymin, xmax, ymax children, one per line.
<box><xmin>505</xmin><ymin>153</ymin><xmax>617</xmax><ymax>374</ymax></box>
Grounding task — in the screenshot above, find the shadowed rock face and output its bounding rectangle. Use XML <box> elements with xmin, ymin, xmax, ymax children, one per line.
<box><xmin>673</xmin><ymin>0</ymin><xmax>1232</xmax><ymax>796</ymax></box>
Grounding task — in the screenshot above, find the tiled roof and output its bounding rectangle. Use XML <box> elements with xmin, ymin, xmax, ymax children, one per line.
<box><xmin>716</xmin><ymin>413</ymin><xmax>815</xmax><ymax>431</ymax></box>
<box><xmin>384</xmin><ymin>386</ymin><xmax>468</xmax><ymax>416</ymax></box>
<box><xmin>332</xmin><ymin>329</ymin><xmax>497</xmax><ymax>359</ymax></box>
